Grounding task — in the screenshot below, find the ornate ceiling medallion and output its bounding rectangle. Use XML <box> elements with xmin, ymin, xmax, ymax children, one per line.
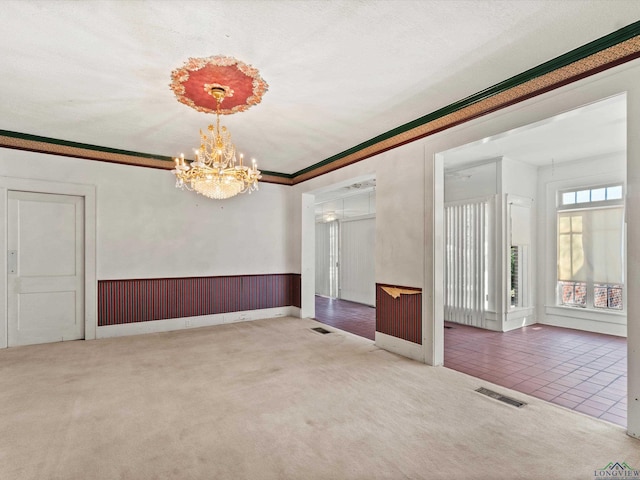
<box><xmin>169</xmin><ymin>56</ymin><xmax>267</xmax><ymax>199</ymax></box>
<box><xmin>170</xmin><ymin>55</ymin><xmax>268</xmax><ymax>115</ymax></box>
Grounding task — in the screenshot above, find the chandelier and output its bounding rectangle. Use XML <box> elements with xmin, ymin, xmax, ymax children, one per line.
<box><xmin>172</xmin><ymin>87</ymin><xmax>261</xmax><ymax>200</ymax></box>
<box><xmin>169</xmin><ymin>55</ymin><xmax>268</xmax><ymax>200</ymax></box>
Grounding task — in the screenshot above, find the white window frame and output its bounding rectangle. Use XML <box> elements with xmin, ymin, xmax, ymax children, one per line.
<box><xmin>556</xmin><ymin>183</ymin><xmax>625</xmax><ymax>312</ymax></box>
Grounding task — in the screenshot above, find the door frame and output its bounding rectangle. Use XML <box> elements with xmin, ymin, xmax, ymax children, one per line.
<box><xmin>0</xmin><ymin>176</ymin><xmax>96</xmax><ymax>348</ymax></box>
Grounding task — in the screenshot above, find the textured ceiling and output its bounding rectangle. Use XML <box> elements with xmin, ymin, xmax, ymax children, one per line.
<box><xmin>1</xmin><ymin>1</ymin><xmax>639</xmax><ymax>175</ymax></box>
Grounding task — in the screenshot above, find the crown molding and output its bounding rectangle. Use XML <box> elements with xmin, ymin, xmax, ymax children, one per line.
<box><xmin>290</xmin><ymin>22</ymin><xmax>640</xmax><ymax>184</ymax></box>
<box><xmin>1</xmin><ymin>22</ymin><xmax>639</xmax><ymax>187</ymax></box>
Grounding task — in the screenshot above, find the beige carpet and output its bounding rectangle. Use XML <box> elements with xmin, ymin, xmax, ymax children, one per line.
<box><xmin>0</xmin><ymin>317</ymin><xmax>638</xmax><ymax>480</ymax></box>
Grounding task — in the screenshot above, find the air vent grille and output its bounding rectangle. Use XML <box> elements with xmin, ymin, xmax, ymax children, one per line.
<box><xmin>311</xmin><ymin>327</ymin><xmax>331</xmax><ymax>334</ymax></box>
<box><xmin>475</xmin><ymin>387</ymin><xmax>526</xmax><ymax>408</ymax></box>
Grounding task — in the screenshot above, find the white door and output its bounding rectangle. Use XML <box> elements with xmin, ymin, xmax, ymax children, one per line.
<box><xmin>340</xmin><ymin>217</ymin><xmax>375</xmax><ymax>306</ymax></box>
<box><xmin>7</xmin><ymin>191</ymin><xmax>84</xmax><ymax>346</ymax></box>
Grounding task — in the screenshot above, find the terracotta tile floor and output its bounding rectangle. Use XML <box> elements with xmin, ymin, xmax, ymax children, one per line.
<box><xmin>313</xmin><ymin>296</ymin><xmax>627</xmax><ymax>427</ymax></box>
<box><xmin>444</xmin><ymin>321</ymin><xmax>627</xmax><ymax>427</ymax></box>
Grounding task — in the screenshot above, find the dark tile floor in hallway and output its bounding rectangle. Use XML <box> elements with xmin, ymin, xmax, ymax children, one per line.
<box><xmin>314</xmin><ymin>296</ymin><xmax>376</xmax><ymax>340</ymax></box>
<box><xmin>314</xmin><ymin>296</ymin><xmax>627</xmax><ymax>427</ymax></box>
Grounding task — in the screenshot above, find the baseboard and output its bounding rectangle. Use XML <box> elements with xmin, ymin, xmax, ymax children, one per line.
<box><xmin>96</xmin><ymin>306</ymin><xmax>300</xmax><ymax>339</ymax></box>
<box><xmin>503</xmin><ymin>308</ymin><xmax>537</xmax><ymax>332</ymax></box>
<box><xmin>539</xmin><ymin>316</ymin><xmax>626</xmax><ymax>337</ymax></box>
<box><xmin>375</xmin><ymin>331</ymin><xmax>425</xmax><ymax>362</ymax></box>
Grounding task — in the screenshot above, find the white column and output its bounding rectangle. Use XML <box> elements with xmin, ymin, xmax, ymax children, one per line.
<box><xmin>300</xmin><ymin>193</ymin><xmax>316</xmax><ymax>319</ymax></box>
<box><xmin>627</xmin><ymin>88</ymin><xmax>640</xmax><ymax>439</ymax></box>
<box><xmin>426</xmin><ymin>152</ymin><xmax>444</xmax><ymax>365</ymax></box>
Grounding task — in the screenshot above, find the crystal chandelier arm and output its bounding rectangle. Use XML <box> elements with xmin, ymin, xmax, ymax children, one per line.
<box><xmin>171</xmin><ymin>82</ymin><xmax>261</xmax><ymax>199</ymax></box>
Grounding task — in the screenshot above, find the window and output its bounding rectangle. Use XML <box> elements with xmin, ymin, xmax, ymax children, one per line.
<box><xmin>558</xmin><ymin>280</ymin><xmax>586</xmax><ymax>307</ymax></box>
<box><xmin>557</xmin><ymin>184</ymin><xmax>624</xmax><ymax>311</ymax></box>
<box><xmin>560</xmin><ymin>185</ymin><xmax>623</xmax><ymax>206</ymax></box>
<box><xmin>594</xmin><ymin>284</ymin><xmax>623</xmax><ymax>310</ymax></box>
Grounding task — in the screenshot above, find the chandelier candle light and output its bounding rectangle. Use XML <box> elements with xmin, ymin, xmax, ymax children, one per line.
<box><xmin>172</xmin><ymin>87</ymin><xmax>261</xmax><ymax>199</ymax></box>
<box><xmin>169</xmin><ymin>55</ymin><xmax>268</xmax><ymax>200</ymax></box>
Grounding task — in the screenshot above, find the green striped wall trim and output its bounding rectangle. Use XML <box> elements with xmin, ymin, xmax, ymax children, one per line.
<box><xmin>290</xmin><ymin>21</ymin><xmax>640</xmax><ymax>179</ymax></box>
<box><xmin>0</xmin><ymin>128</ymin><xmax>294</xmax><ymax>180</ymax></box>
<box><xmin>0</xmin><ymin>129</ymin><xmax>174</xmax><ymax>162</ymax></box>
<box><xmin>259</xmin><ymin>170</ymin><xmax>293</xmax><ymax>179</ymax></box>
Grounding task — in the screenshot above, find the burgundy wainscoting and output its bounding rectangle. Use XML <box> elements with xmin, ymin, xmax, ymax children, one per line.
<box><xmin>376</xmin><ymin>284</ymin><xmax>422</xmax><ymax>344</ymax></box>
<box><xmin>98</xmin><ymin>273</ymin><xmax>301</xmax><ymax>326</ymax></box>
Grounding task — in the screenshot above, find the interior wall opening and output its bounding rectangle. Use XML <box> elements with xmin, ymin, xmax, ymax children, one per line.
<box><xmin>438</xmin><ymin>93</ymin><xmax>628</xmax><ymax>428</ymax></box>
<box><xmin>312</xmin><ymin>177</ymin><xmax>376</xmax><ymax>340</ymax></box>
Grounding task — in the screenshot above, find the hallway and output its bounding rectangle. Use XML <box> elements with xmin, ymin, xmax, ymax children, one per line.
<box><xmin>314</xmin><ymin>296</ymin><xmax>627</xmax><ymax>427</ymax></box>
<box><xmin>314</xmin><ymin>296</ymin><xmax>376</xmax><ymax>340</ymax></box>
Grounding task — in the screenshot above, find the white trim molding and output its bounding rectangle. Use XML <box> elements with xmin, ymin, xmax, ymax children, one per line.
<box><xmin>97</xmin><ymin>307</ymin><xmax>299</xmax><ymax>339</ymax></box>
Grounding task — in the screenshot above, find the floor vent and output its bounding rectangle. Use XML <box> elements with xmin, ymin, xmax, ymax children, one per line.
<box><xmin>475</xmin><ymin>387</ymin><xmax>526</xmax><ymax>408</ymax></box>
<box><xmin>444</xmin><ymin>325</ymin><xmax>454</xmax><ymax>329</ymax></box>
<box><xmin>311</xmin><ymin>327</ymin><xmax>331</xmax><ymax>334</ymax></box>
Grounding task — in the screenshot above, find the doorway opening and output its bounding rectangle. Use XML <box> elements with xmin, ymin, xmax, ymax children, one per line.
<box><xmin>438</xmin><ymin>93</ymin><xmax>628</xmax><ymax>427</ymax></box>
<box><xmin>313</xmin><ymin>177</ymin><xmax>376</xmax><ymax>340</ymax></box>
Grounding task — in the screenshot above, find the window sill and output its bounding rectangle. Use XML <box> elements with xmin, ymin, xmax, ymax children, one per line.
<box><xmin>544</xmin><ymin>305</ymin><xmax>626</xmax><ymax>324</ymax></box>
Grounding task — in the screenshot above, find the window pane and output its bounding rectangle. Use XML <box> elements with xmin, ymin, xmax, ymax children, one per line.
<box><xmin>574</xmin><ymin>283</ymin><xmax>586</xmax><ymax>306</ymax></box>
<box><xmin>562</xmin><ymin>192</ymin><xmax>576</xmax><ymax>205</ymax></box>
<box><xmin>560</xmin><ymin>281</ymin><xmax>574</xmax><ymax>304</ymax></box>
<box><xmin>558</xmin><ymin>234</ymin><xmax>572</xmax><ymax>280</ymax></box>
<box><xmin>571</xmin><ymin>215</ymin><xmax>582</xmax><ymax>233</ymax></box>
<box><xmin>595</xmin><ymin>284</ymin><xmax>624</xmax><ymax>310</ymax></box>
<box><xmin>576</xmin><ymin>190</ymin><xmax>590</xmax><ymax>203</ymax></box>
<box><xmin>609</xmin><ymin>287</ymin><xmax>623</xmax><ymax>310</ymax></box>
<box><xmin>591</xmin><ymin>207</ymin><xmax>623</xmax><ymax>284</ymax></box>
<box><xmin>557</xmin><ymin>213</ymin><xmax>586</xmax><ymax>282</ymax></box>
<box><xmin>571</xmin><ymin>233</ymin><xmax>585</xmax><ymax>280</ymax></box>
<box><xmin>559</xmin><ymin>281</ymin><xmax>586</xmax><ymax>307</ymax></box>
<box><xmin>594</xmin><ymin>285</ymin><xmax>608</xmax><ymax>308</ymax></box>
<box><xmin>591</xmin><ymin>188</ymin><xmax>606</xmax><ymax>202</ymax></box>
<box><xmin>607</xmin><ymin>185</ymin><xmax>623</xmax><ymax>200</ymax></box>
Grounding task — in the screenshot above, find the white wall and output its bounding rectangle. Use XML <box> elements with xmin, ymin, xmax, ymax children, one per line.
<box><xmin>444</xmin><ymin>161</ymin><xmax>497</xmax><ymax>203</ymax></box>
<box><xmin>502</xmin><ymin>157</ymin><xmax>538</xmax><ymax>200</ymax></box>
<box><xmin>0</xmin><ymin>149</ymin><xmax>295</xmax><ymax>279</ymax></box>
<box><xmin>0</xmin><ymin>149</ymin><xmax>297</xmax><ymax>343</ymax></box>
